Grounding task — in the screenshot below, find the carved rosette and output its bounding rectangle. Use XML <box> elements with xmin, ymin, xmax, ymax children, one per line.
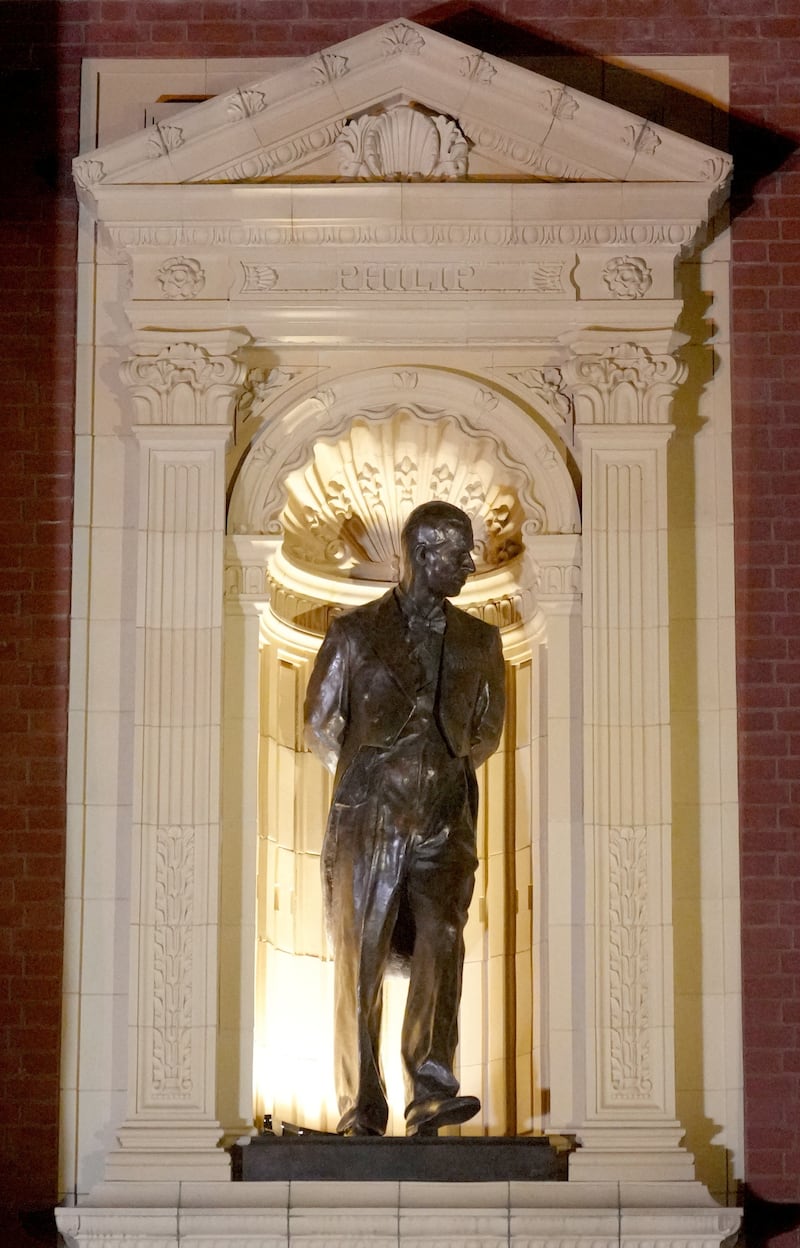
<box><xmin>156</xmin><ymin>256</ymin><xmax>206</xmax><ymax>299</ymax></box>
<box><xmin>564</xmin><ymin>343</ymin><xmax>687</xmax><ymax>425</ymax></box>
<box><xmin>337</xmin><ymin>106</ymin><xmax>468</xmax><ymax>180</ymax></box>
<box><xmin>601</xmin><ymin>255</ymin><xmax>653</xmax><ymax>300</ymax></box>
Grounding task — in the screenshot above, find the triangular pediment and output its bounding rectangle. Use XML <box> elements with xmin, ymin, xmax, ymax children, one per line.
<box><xmin>74</xmin><ymin>19</ymin><xmax>731</xmax><ymax>192</ymax></box>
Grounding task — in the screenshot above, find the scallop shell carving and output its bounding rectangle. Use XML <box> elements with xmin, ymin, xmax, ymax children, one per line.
<box><xmin>279</xmin><ymin>409</ymin><xmax>527</xmax><ymax>580</ymax></box>
<box><xmin>338</xmin><ymin>105</ymin><xmax>468</xmax><ymax>181</ymax></box>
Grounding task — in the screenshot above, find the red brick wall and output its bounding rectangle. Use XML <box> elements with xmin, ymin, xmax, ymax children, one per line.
<box><xmin>0</xmin><ymin>1</ymin><xmax>797</xmax><ymax>1242</ymax></box>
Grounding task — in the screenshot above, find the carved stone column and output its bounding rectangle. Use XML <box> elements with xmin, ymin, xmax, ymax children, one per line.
<box><xmin>525</xmin><ymin>535</ymin><xmax>583</xmax><ymax>1133</ymax></box>
<box><xmin>105</xmin><ymin>335</ymin><xmax>248</xmax><ymax>1182</ymax></box>
<box><xmin>565</xmin><ymin>340</ymin><xmax>695</xmax><ymax>1181</ymax></box>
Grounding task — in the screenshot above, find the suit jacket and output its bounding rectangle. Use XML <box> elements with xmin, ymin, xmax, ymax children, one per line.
<box><xmin>304</xmin><ymin>589</ymin><xmax>505</xmax><ymax>794</ymax></box>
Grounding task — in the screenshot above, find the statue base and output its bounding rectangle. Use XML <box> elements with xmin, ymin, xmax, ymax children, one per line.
<box><xmin>232</xmin><ymin>1133</ymin><xmax>567</xmax><ymax>1183</ymax></box>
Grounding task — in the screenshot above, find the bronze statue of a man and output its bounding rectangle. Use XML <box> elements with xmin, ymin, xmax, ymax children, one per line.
<box><xmin>304</xmin><ymin>501</ymin><xmax>505</xmax><ymax>1137</ymax></box>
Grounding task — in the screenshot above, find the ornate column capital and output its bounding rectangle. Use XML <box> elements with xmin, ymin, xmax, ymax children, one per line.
<box><xmin>563</xmin><ymin>340</ymin><xmax>687</xmax><ymax>427</ymax></box>
<box><xmin>120</xmin><ymin>332</ymin><xmax>250</xmax><ymax>427</ymax></box>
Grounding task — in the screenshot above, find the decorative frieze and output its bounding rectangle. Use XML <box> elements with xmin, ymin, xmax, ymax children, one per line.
<box><xmin>205</xmin><ymin>120</ymin><xmax>346</xmax><ymax>182</ymax></box>
<box><xmin>458</xmin><ymin>115</ymin><xmax>594</xmax><ymax>180</ymax></box>
<box><xmin>106</xmin><ymin>219</ymin><xmax>699</xmax><ymax>251</ymax></box>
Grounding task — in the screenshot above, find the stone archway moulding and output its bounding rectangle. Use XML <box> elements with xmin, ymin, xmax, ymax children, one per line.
<box><xmin>58</xmin><ymin>19</ymin><xmax>741</xmax><ymax>1248</ymax></box>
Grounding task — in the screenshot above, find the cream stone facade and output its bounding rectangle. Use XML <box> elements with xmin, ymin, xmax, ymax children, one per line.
<box><xmin>58</xmin><ymin>20</ymin><xmax>742</xmax><ymax>1247</ymax></box>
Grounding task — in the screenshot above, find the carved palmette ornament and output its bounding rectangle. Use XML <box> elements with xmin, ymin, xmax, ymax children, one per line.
<box><xmin>338</xmin><ymin>106</ymin><xmax>468</xmax><ymax>180</ymax></box>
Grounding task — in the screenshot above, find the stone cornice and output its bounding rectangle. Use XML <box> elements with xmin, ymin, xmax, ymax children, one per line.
<box><xmin>86</xmin><ymin>180</ymin><xmax>717</xmax><ymax>238</ymax></box>
<box><xmin>72</xmin><ymin>19</ymin><xmax>732</xmax><ymax>193</ymax></box>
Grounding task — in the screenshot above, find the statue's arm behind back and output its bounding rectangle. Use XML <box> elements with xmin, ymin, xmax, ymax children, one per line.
<box><xmin>304</xmin><ymin>617</ymin><xmax>349</xmax><ymax>776</ymax></box>
<box><xmin>471</xmin><ymin>626</ymin><xmax>506</xmax><ymax>770</ymax></box>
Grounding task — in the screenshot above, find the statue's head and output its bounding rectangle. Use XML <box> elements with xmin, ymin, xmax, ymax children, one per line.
<box><xmin>400</xmin><ymin>501</ymin><xmax>476</xmax><ymax>600</ymax></box>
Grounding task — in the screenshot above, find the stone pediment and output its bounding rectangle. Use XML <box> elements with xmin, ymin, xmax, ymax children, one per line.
<box><xmin>73</xmin><ymin>19</ymin><xmax>731</xmax><ymax>190</ymax></box>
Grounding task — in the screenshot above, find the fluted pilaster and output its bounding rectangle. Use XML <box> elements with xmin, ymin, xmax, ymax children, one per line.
<box><xmin>106</xmin><ymin>334</ymin><xmax>248</xmax><ymax>1181</ymax></box>
<box><xmin>565</xmin><ymin>340</ymin><xmax>694</xmax><ymax>1181</ymax></box>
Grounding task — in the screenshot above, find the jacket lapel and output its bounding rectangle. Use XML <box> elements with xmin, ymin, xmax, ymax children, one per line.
<box><xmin>349</xmin><ymin>590</ymin><xmax>419</xmax><ymax>702</ymax></box>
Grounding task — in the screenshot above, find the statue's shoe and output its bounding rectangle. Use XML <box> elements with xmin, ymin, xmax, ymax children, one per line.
<box><xmin>340</xmin><ymin>1122</ymin><xmax>384</xmax><ymax>1137</ymax></box>
<box><xmin>405</xmin><ymin>1094</ymin><xmax>481</xmax><ymax>1137</ymax></box>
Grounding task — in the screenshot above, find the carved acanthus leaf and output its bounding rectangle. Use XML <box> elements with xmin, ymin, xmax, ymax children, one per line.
<box><xmin>152</xmin><ymin>825</ymin><xmax>194</xmax><ymax>1100</ymax></box>
<box><xmin>565</xmin><ymin>343</ymin><xmax>687</xmax><ymax>424</ymax></box>
<box><xmin>608</xmin><ymin>826</ymin><xmax>652</xmax><ymax>1099</ymax></box>
<box><xmin>508</xmin><ymin>367</ymin><xmax>573</xmax><ymax>423</ymax></box>
<box><xmin>570</xmin><ymin>343</ymin><xmax>685</xmax><ymax>392</ymax></box>
<box><xmin>236</xmin><ymin>366</ymin><xmax>301</xmax><ymax>431</ymax></box>
<box><xmin>122</xmin><ymin>343</ymin><xmax>241</xmax><ymax>393</ymax></box>
<box><xmin>73</xmin><ymin>157</ymin><xmax>105</xmax><ymax>188</ymax></box>
<box><xmin>121</xmin><ymin>343</ymin><xmax>248</xmax><ymax>426</ymax></box>
<box><xmin>700</xmin><ymin>154</ymin><xmax>732</xmax><ymax>183</ymax></box>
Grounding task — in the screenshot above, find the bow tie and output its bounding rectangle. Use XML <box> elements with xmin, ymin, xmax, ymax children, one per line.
<box><xmin>406</xmin><ymin>608</ymin><xmax>446</xmax><ymax>639</ymax></box>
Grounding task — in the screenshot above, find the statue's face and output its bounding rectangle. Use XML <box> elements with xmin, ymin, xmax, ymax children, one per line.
<box><xmin>416</xmin><ymin>523</ymin><xmax>476</xmax><ymax>599</ymax></box>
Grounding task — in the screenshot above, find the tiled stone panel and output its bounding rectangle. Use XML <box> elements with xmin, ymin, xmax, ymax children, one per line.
<box><xmin>1</xmin><ymin>0</ymin><xmax>799</xmax><ymax>1243</ymax></box>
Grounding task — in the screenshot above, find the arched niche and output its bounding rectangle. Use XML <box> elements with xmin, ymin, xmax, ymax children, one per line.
<box><xmin>221</xmin><ymin>364</ymin><xmax>582</xmax><ymax>1136</ymax></box>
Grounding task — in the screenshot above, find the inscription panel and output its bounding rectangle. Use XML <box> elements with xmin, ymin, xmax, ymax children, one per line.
<box><xmin>237</xmin><ymin>259</ymin><xmax>572</xmax><ymax>296</ymax></box>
